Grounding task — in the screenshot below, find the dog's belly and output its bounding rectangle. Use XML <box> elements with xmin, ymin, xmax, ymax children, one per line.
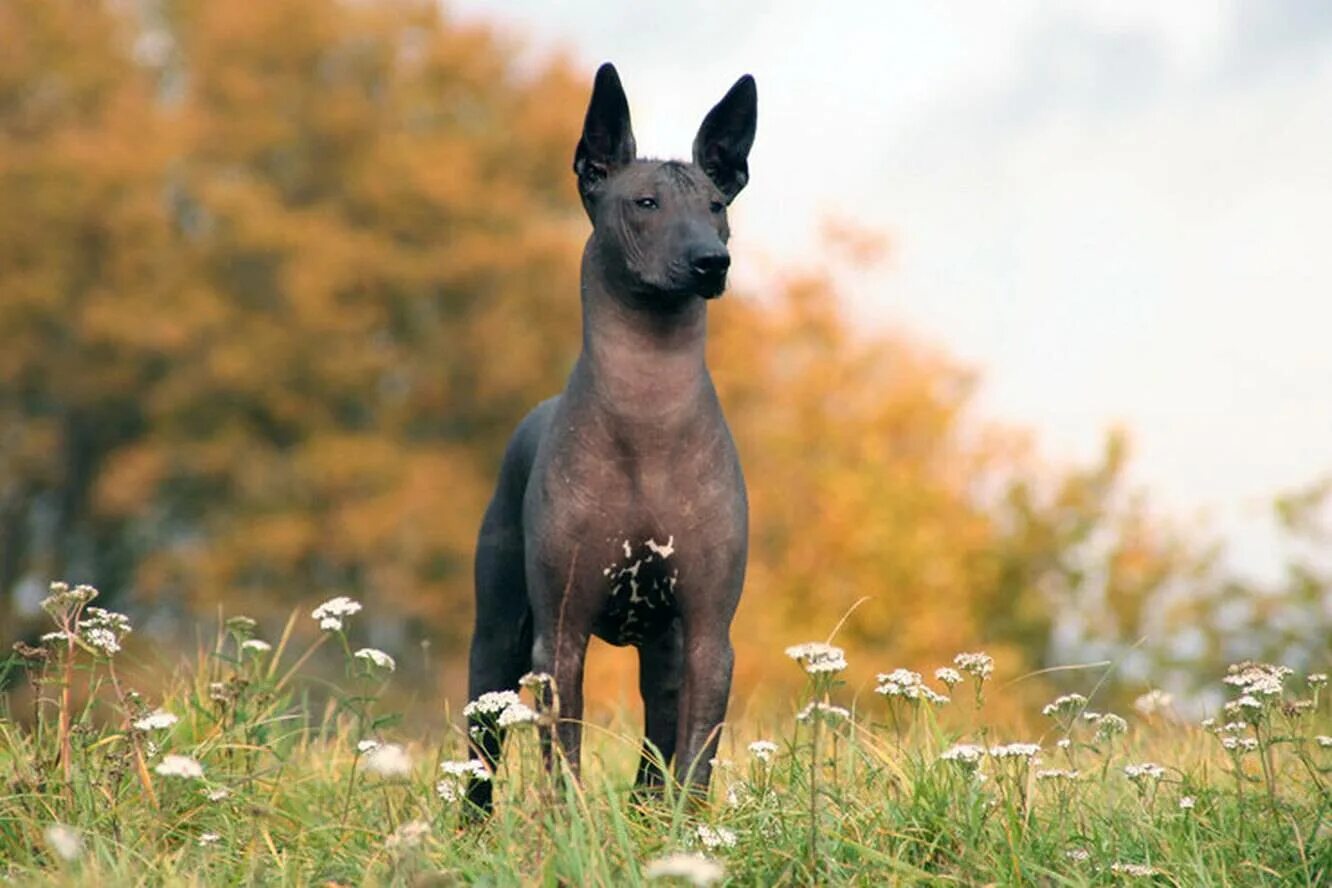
<box><xmin>592</xmin><ymin>535</ymin><xmax>680</xmax><ymax>646</ymax></box>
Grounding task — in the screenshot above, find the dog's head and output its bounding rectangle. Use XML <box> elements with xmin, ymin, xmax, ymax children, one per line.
<box><xmin>573</xmin><ymin>63</ymin><xmax>756</xmax><ymax>303</ymax></box>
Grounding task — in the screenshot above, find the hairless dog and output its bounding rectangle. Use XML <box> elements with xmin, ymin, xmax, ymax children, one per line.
<box><xmin>467</xmin><ymin>62</ymin><xmax>755</xmax><ymax>811</ymax></box>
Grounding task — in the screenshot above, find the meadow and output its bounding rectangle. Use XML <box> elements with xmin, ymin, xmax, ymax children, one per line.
<box><xmin>2</xmin><ymin>583</ymin><xmax>1330</xmax><ymax>886</ymax></box>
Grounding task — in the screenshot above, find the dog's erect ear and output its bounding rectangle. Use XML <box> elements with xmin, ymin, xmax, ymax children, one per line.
<box><xmin>573</xmin><ymin>63</ymin><xmax>636</xmax><ymax>207</ymax></box>
<box><xmin>693</xmin><ymin>74</ymin><xmax>757</xmax><ymax>203</ymax></box>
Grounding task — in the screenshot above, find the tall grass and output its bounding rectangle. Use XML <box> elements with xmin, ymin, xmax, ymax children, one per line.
<box><xmin>1</xmin><ymin>582</ymin><xmax>1330</xmax><ymax>886</ymax></box>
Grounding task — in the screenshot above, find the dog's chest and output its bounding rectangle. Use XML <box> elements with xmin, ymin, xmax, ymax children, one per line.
<box><xmin>593</xmin><ymin>534</ymin><xmax>680</xmax><ymax>646</ymax></box>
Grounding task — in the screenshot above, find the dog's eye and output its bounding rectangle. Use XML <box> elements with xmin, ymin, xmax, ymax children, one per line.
<box><xmin>634</xmin><ymin>197</ymin><xmax>658</xmax><ymax>210</ymax></box>
<box><xmin>710</xmin><ymin>201</ymin><xmax>725</xmax><ymax>214</ymax></box>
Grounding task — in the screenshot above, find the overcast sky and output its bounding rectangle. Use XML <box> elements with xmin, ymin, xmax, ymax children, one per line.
<box><xmin>454</xmin><ymin>0</ymin><xmax>1332</xmax><ymax>580</ymax></box>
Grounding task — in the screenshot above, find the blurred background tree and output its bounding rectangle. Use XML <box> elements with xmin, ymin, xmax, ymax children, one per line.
<box><xmin>2</xmin><ymin>0</ymin><xmax>1327</xmax><ymax>713</ymax></box>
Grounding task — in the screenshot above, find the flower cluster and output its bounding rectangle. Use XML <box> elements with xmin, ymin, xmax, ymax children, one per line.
<box><xmin>795</xmin><ymin>701</ymin><xmax>850</xmax><ymax>724</ymax></box>
<box><xmin>1081</xmin><ymin>712</ymin><xmax>1128</xmax><ymax>742</ymax></box>
<box><xmin>40</xmin><ymin>582</ymin><xmax>99</xmax><ymax>620</ymax></box>
<box><xmin>939</xmin><ymin>743</ymin><xmax>985</xmax><ymax>769</ymax></box>
<box><xmin>934</xmin><ymin>667</ymin><xmax>962</xmax><ymax>688</ymax></box>
<box><xmin>953</xmin><ymin>651</ymin><xmax>994</xmax><ymax>680</ymax></box>
<box><xmin>133</xmin><ymin>709</ymin><xmax>178</xmax><ymax>732</ymax></box>
<box><xmin>1036</xmin><ymin>768</ymin><xmax>1080</xmax><ymax>781</ymax></box>
<box><xmin>155</xmin><ymin>754</ymin><xmax>204</xmax><ymax>779</ymax></box>
<box><xmin>497</xmin><ymin>701</ymin><xmax>536</xmax><ymax>728</ymax></box>
<box><xmin>363</xmin><ymin>743</ymin><xmax>412</xmax><ymax>778</ymax></box>
<box><xmin>311</xmin><ymin>596</ymin><xmax>361</xmax><ymax>632</ymax></box>
<box><xmin>1123</xmin><ymin>762</ymin><xmax>1166</xmax><ymax>783</ymax></box>
<box><xmin>989</xmin><ymin>742</ymin><xmax>1041</xmax><ymax>760</ymax></box>
<box><xmin>747</xmin><ymin>740</ymin><xmax>778</xmax><ymax>763</ymax></box>
<box><xmin>463</xmin><ymin>689</ymin><xmax>536</xmax><ymax>731</ymax></box>
<box><xmin>695</xmin><ymin>824</ymin><xmax>737</xmax><ymax>850</ymax></box>
<box><xmin>1041</xmin><ymin>693</ymin><xmax>1087</xmax><ymax>718</ymax></box>
<box><xmin>463</xmin><ymin>690</ymin><xmax>522</xmax><ymax>718</ymax></box>
<box><xmin>436</xmin><ymin>758</ymin><xmax>489</xmax><ymax>802</ymax></box>
<box><xmin>874</xmin><ymin>669</ymin><xmax>948</xmax><ymax>704</ymax></box>
<box><xmin>353</xmin><ymin>647</ymin><xmax>395</xmax><ymax>672</ymax></box>
<box><xmin>1223</xmin><ymin>661</ymin><xmax>1292</xmax><ymax>698</ymax></box>
<box><xmin>784</xmin><ymin>642</ymin><xmax>847</xmax><ymax>675</ymax></box>
<box><xmin>1133</xmin><ymin>688</ymin><xmax>1173</xmax><ymax>716</ymax></box>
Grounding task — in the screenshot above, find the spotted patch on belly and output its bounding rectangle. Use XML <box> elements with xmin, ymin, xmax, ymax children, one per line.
<box><xmin>594</xmin><ymin>535</ymin><xmax>679</xmax><ymax>646</ymax></box>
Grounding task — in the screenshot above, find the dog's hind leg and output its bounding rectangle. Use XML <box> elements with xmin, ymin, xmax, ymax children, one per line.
<box><xmin>465</xmin><ymin>501</ymin><xmax>531</xmax><ymax>813</ymax></box>
<box><xmin>465</xmin><ymin>400</ymin><xmax>555</xmax><ymax>814</ymax></box>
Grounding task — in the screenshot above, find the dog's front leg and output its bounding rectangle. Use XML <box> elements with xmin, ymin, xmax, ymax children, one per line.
<box><xmin>529</xmin><ymin>602</ymin><xmax>591</xmax><ymax>781</ymax></box>
<box><xmin>673</xmin><ymin>622</ymin><xmax>735</xmax><ymax>796</ymax></box>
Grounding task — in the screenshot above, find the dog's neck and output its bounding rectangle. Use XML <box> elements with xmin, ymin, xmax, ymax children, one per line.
<box><xmin>575</xmin><ymin>242</ymin><xmax>711</xmax><ymax>424</ymax></box>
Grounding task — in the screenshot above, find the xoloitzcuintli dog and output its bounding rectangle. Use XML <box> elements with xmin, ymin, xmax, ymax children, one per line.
<box><xmin>466</xmin><ymin>62</ymin><xmax>756</xmax><ymax>811</ymax></box>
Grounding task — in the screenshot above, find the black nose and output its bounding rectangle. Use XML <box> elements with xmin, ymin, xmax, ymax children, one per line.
<box><xmin>690</xmin><ymin>250</ymin><xmax>731</xmax><ymax>278</ymax></box>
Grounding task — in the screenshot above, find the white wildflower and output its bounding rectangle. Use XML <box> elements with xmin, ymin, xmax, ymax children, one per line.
<box><xmin>463</xmin><ymin>690</ymin><xmax>522</xmax><ymax>719</ymax></box>
<box><xmin>696</xmin><ymin>824</ymin><xmax>737</xmax><ymax>850</ymax></box>
<box><xmin>1035</xmin><ymin>768</ymin><xmax>1079</xmax><ymax>781</ymax></box>
<box><xmin>363</xmin><ymin>743</ymin><xmax>411</xmax><ymax>778</ymax></box>
<box><xmin>953</xmin><ymin>651</ymin><xmax>994</xmax><ymax>680</ymax></box>
<box><xmin>1224</xmin><ymin>662</ymin><xmax>1292</xmax><ymax>697</ymax></box>
<box><xmin>1178</xmin><ymin>795</ymin><xmax>1196</xmax><ymax>810</ymax></box>
<box><xmin>204</xmin><ymin>787</ymin><xmax>231</xmax><ymax>802</ymax></box>
<box><xmin>83</xmin><ymin>606</ymin><xmax>132</xmax><ymax>635</ymax></box>
<box><xmin>44</xmin><ymin>824</ymin><xmax>83</xmax><ymax>862</ymax></box>
<box><xmin>748</xmin><ymin>740</ymin><xmax>778</xmax><ymax>763</ymax></box>
<box><xmin>386</xmin><ymin>820</ymin><xmax>431</xmax><ymax>851</ymax></box>
<box><xmin>1123</xmin><ymin>762</ymin><xmax>1166</xmax><ymax>781</ymax></box>
<box><xmin>1316</xmin><ymin>736</ymin><xmax>1332</xmax><ymax>748</ymax></box>
<box><xmin>353</xmin><ymin>647</ymin><xmax>396</xmax><ymax>672</ymax></box>
<box><xmin>939</xmin><ymin>743</ymin><xmax>985</xmax><ymax>769</ymax></box>
<box><xmin>80</xmin><ymin>626</ymin><xmax>121</xmax><ymax>656</ymax></box>
<box><xmin>437</xmin><ymin>759</ymin><xmax>489</xmax><ymax>802</ymax></box>
<box><xmin>644</xmin><ymin>852</ymin><xmax>724</xmax><ymax>886</ymax></box>
<box><xmin>198</xmin><ymin>832</ymin><xmax>221</xmax><ymax>847</ymax></box>
<box><xmin>497</xmin><ymin>701</ymin><xmax>537</xmax><ymax>727</ymax></box>
<box><xmin>934</xmin><ymin>667</ymin><xmax>963</xmax><ymax>687</ymax></box>
<box><xmin>133</xmin><ymin>709</ymin><xmax>178</xmax><ymax>731</ymax></box>
<box><xmin>311</xmin><ymin>596</ymin><xmax>361</xmax><ymax>632</ymax></box>
<box><xmin>41</xmin><ymin>581</ymin><xmax>92</xmax><ymax>618</ymax></box>
<box><xmin>795</xmin><ymin>701</ymin><xmax>850</xmax><ymax>723</ymax></box>
<box><xmin>357</xmin><ymin>739</ymin><xmax>381</xmax><ymax>754</ymax></box>
<box><xmin>1133</xmin><ymin>688</ymin><xmax>1173</xmax><ymax>716</ymax></box>
<box><xmin>1309</xmin><ymin>673</ymin><xmax>1328</xmax><ymax>688</ymax></box>
<box><xmin>989</xmin><ymin>742</ymin><xmax>1041</xmax><ymax>760</ymax></box>
<box><xmin>519</xmin><ymin>671</ymin><xmax>554</xmax><ymax>691</ymax></box>
<box><xmin>1094</xmin><ymin>713</ymin><xmax>1128</xmax><ymax>741</ymax></box>
<box><xmin>241</xmin><ymin>639</ymin><xmax>271</xmax><ymax>655</ymax></box>
<box><xmin>784</xmin><ymin>642</ymin><xmax>847</xmax><ymax>675</ymax></box>
<box><xmin>1066</xmin><ymin>848</ymin><xmax>1090</xmax><ymax>862</ymax></box>
<box><xmin>1041</xmin><ymin>693</ymin><xmax>1088</xmax><ymax>718</ymax></box>
<box><xmin>225</xmin><ymin>615</ymin><xmax>257</xmax><ymax>633</ymax></box>
<box><xmin>1056</xmin><ymin>738</ymin><xmax>1072</xmax><ymax>750</ymax></box>
<box><xmin>155</xmin><ymin>754</ymin><xmax>204</xmax><ymax>779</ymax></box>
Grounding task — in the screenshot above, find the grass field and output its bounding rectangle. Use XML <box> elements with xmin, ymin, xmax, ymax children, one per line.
<box><xmin>2</xmin><ymin>584</ymin><xmax>1330</xmax><ymax>886</ymax></box>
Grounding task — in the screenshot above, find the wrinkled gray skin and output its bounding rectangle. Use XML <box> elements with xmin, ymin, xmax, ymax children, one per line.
<box><xmin>466</xmin><ymin>63</ymin><xmax>755</xmax><ymax>812</ymax></box>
